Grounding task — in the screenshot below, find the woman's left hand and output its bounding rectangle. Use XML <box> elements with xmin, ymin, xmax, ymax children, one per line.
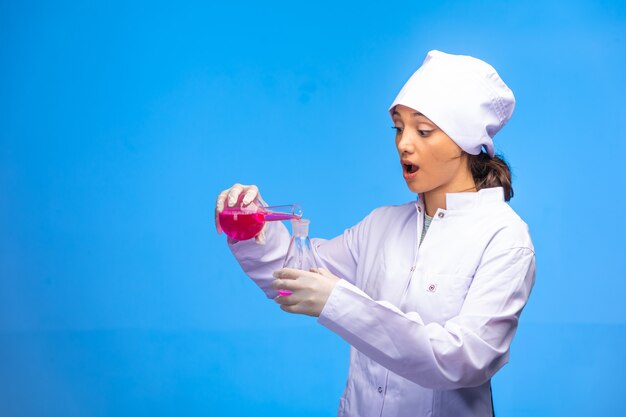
<box><xmin>272</xmin><ymin>267</ymin><xmax>341</xmax><ymax>317</ymax></box>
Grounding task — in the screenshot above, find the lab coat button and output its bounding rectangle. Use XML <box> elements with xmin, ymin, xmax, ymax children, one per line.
<box><xmin>418</xmin><ymin>206</ymin><xmax>422</xmax><ymax>212</ymax></box>
<box><xmin>377</xmin><ymin>386</ymin><xmax>383</xmax><ymax>393</ymax></box>
<box><xmin>438</xmin><ymin>212</ymin><xmax>445</xmax><ymax>218</ymax></box>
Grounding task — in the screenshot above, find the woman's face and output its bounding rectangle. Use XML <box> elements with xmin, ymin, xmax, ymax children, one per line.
<box><xmin>392</xmin><ymin>104</ymin><xmax>470</xmax><ymax>195</ymax></box>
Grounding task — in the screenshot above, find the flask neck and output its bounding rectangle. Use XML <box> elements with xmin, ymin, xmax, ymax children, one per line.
<box><xmin>291</xmin><ymin>218</ymin><xmax>310</xmax><ymax>238</ymax></box>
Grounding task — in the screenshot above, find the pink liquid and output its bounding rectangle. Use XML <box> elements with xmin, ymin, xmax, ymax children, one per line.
<box><xmin>278</xmin><ymin>290</ymin><xmax>293</xmax><ymax>296</ymax></box>
<box><xmin>219</xmin><ymin>208</ymin><xmax>301</xmax><ymax>241</ymax></box>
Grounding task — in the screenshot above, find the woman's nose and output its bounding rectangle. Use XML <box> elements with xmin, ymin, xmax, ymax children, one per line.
<box><xmin>396</xmin><ymin>132</ymin><xmax>416</xmax><ymax>154</ymax></box>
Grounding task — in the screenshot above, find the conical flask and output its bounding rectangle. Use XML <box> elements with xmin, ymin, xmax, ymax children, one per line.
<box><xmin>279</xmin><ymin>218</ymin><xmax>320</xmax><ymax>296</ymax></box>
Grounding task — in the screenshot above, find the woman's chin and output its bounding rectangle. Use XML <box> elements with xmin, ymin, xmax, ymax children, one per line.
<box><xmin>406</xmin><ymin>182</ymin><xmax>424</xmax><ymax>194</ymax></box>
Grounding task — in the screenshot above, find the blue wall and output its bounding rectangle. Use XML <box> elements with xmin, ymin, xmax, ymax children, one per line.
<box><xmin>1</xmin><ymin>0</ymin><xmax>624</xmax><ymax>415</ymax></box>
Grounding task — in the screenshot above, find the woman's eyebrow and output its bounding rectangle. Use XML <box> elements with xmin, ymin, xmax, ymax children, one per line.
<box><xmin>392</xmin><ymin>110</ymin><xmax>425</xmax><ymax>117</ymax></box>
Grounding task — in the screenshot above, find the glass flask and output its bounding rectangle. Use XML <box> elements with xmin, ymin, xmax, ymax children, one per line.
<box><xmin>279</xmin><ymin>218</ymin><xmax>321</xmax><ymax>296</ymax></box>
<box><xmin>219</xmin><ymin>202</ymin><xmax>303</xmax><ymax>241</ymax></box>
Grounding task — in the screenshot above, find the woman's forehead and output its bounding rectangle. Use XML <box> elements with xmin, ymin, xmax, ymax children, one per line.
<box><xmin>392</xmin><ymin>104</ymin><xmax>433</xmax><ymax>122</ymax></box>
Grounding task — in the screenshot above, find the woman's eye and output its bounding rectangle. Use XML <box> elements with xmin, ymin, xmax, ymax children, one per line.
<box><xmin>391</xmin><ymin>126</ymin><xmax>431</xmax><ymax>136</ymax></box>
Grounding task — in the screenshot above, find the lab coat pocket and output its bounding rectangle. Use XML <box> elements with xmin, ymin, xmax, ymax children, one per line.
<box><xmin>420</xmin><ymin>272</ymin><xmax>474</xmax><ymax>323</ymax></box>
<box><xmin>446</xmin><ymin>273</ymin><xmax>474</xmax><ymax>318</ymax></box>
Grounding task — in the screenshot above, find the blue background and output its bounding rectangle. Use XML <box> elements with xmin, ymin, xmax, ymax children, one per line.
<box><xmin>1</xmin><ymin>0</ymin><xmax>625</xmax><ymax>415</ymax></box>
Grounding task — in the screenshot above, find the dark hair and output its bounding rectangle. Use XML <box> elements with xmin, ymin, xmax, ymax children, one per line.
<box><xmin>467</xmin><ymin>151</ymin><xmax>514</xmax><ymax>201</ymax></box>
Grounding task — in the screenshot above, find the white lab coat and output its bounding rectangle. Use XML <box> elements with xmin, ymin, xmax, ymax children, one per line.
<box><xmin>227</xmin><ymin>186</ymin><xmax>536</xmax><ymax>417</ymax></box>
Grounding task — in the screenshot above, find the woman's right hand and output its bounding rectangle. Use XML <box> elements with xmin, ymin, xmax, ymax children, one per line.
<box><xmin>215</xmin><ymin>183</ymin><xmax>268</xmax><ymax>244</ymax></box>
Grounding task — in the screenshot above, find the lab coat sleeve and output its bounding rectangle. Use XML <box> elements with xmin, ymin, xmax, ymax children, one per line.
<box><xmin>317</xmin><ymin>245</ymin><xmax>536</xmax><ymax>390</ymax></box>
<box><xmin>227</xmin><ymin>208</ymin><xmax>375</xmax><ymax>299</ymax></box>
<box><xmin>309</xmin><ymin>209</ymin><xmax>374</xmax><ymax>288</ymax></box>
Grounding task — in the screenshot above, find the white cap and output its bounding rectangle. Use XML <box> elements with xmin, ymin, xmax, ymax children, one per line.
<box><xmin>388</xmin><ymin>50</ymin><xmax>515</xmax><ymax>158</ymax></box>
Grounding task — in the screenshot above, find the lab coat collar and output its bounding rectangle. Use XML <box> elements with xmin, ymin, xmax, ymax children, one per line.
<box><xmin>416</xmin><ymin>186</ymin><xmax>505</xmax><ymax>211</ymax></box>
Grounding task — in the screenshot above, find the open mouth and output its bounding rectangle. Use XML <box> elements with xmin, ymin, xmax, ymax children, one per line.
<box><xmin>403</xmin><ymin>162</ymin><xmax>420</xmax><ymax>174</ymax></box>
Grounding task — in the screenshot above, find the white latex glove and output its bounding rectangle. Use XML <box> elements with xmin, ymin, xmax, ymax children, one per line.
<box><xmin>215</xmin><ymin>183</ymin><xmax>269</xmax><ymax>245</ymax></box>
<box><xmin>272</xmin><ymin>267</ymin><xmax>341</xmax><ymax>317</ymax></box>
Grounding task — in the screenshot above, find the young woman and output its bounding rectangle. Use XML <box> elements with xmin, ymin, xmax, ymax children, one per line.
<box><xmin>214</xmin><ymin>50</ymin><xmax>536</xmax><ymax>417</ymax></box>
